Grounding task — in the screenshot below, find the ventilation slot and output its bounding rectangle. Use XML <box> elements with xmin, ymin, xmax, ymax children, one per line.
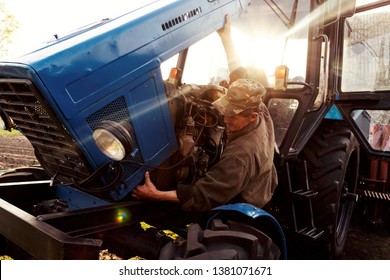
<box><xmin>161</xmin><ymin>7</ymin><xmax>202</xmax><ymax>31</ymax></box>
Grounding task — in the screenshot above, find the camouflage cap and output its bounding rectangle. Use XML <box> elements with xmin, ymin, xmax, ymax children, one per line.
<box><xmin>212</xmin><ymin>78</ymin><xmax>266</xmax><ymax>117</ymax></box>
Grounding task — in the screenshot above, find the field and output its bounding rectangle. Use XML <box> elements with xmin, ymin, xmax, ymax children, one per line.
<box><xmin>0</xmin><ymin>131</ymin><xmax>37</xmax><ymax>170</ymax></box>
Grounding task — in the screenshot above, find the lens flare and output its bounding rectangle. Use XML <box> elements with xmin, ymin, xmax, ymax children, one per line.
<box><xmin>116</xmin><ymin>208</ymin><xmax>131</xmax><ymax>223</ymax></box>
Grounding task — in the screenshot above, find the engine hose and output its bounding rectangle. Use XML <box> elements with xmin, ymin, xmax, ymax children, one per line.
<box><xmin>69</xmin><ymin>162</ymin><xmax>124</xmax><ymax>193</ymax></box>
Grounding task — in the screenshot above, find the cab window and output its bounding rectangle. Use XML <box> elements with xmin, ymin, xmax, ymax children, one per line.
<box><xmin>342</xmin><ymin>5</ymin><xmax>390</xmax><ymax>92</ymax></box>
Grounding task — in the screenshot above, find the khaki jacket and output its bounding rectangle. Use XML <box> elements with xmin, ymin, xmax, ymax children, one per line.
<box><xmin>177</xmin><ymin>102</ymin><xmax>278</xmax><ymax>212</ymax></box>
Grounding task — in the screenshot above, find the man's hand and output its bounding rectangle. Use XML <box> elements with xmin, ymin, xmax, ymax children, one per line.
<box><xmin>131</xmin><ymin>171</ymin><xmax>179</xmax><ymax>203</ymax></box>
<box><xmin>131</xmin><ymin>171</ymin><xmax>160</xmax><ymax>200</ymax></box>
<box><xmin>217</xmin><ymin>14</ymin><xmax>231</xmax><ymax>41</ymax></box>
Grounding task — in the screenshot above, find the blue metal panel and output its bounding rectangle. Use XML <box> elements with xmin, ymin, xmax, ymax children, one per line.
<box><xmin>1</xmin><ymin>0</ymin><xmax>249</xmax><ymax>162</ymax></box>
<box><xmin>9</xmin><ymin>0</ymin><xmax>250</xmax><ymax>119</ymax></box>
<box><xmin>211</xmin><ymin>203</ymin><xmax>288</xmax><ymax>259</ymax></box>
<box><xmin>324</xmin><ymin>104</ymin><xmax>344</xmax><ymax>120</ymax></box>
<box><xmin>69</xmin><ymin>66</ymin><xmax>177</xmax><ymax>168</ymax></box>
<box><xmin>56</xmin><ymin>185</ymin><xmax>110</xmax><ymax>210</ymax></box>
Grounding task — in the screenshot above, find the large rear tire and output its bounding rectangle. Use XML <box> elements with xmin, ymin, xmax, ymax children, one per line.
<box><xmin>160</xmin><ymin>219</ymin><xmax>281</xmax><ymax>259</ymax></box>
<box><xmin>301</xmin><ymin>120</ymin><xmax>359</xmax><ymax>258</ymax></box>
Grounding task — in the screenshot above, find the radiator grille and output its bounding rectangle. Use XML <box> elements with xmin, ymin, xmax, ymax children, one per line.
<box><xmin>0</xmin><ymin>78</ymin><xmax>92</xmax><ymax>181</ymax></box>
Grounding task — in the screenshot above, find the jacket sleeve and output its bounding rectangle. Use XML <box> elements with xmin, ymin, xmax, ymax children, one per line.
<box><xmin>176</xmin><ymin>146</ymin><xmax>252</xmax><ymax>212</ymax></box>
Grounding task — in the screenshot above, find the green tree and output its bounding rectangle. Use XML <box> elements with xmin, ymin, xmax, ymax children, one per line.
<box><xmin>0</xmin><ymin>2</ymin><xmax>19</xmax><ymax>57</ymax></box>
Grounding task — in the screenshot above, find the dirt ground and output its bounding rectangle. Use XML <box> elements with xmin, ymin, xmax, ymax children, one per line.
<box><xmin>341</xmin><ymin>210</ymin><xmax>390</xmax><ymax>260</ymax></box>
<box><xmin>0</xmin><ymin>134</ymin><xmax>389</xmax><ymax>260</ymax></box>
<box><xmin>0</xmin><ymin>135</ymin><xmax>38</xmax><ymax>169</ymax></box>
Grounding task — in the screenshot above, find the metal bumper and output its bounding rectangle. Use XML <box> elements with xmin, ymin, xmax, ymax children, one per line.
<box><xmin>0</xmin><ymin>180</ymin><xmax>102</xmax><ymax>259</ymax></box>
<box><xmin>0</xmin><ymin>179</ymin><xmax>180</xmax><ymax>259</ymax></box>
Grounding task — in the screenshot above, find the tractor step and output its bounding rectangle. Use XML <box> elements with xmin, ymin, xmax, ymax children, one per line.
<box><xmin>291</xmin><ymin>189</ymin><xmax>318</xmax><ymax>199</ymax></box>
<box><xmin>298</xmin><ymin>226</ymin><xmax>324</xmax><ymax>240</ymax></box>
<box><xmin>363</xmin><ymin>190</ymin><xmax>390</xmax><ymax>201</ymax></box>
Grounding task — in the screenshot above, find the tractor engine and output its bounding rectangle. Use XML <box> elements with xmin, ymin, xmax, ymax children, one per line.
<box><xmin>153</xmin><ymin>82</ymin><xmax>226</xmax><ymax>190</ymax></box>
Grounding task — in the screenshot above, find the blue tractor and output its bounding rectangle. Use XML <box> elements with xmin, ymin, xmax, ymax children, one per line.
<box><xmin>1</xmin><ymin>0</ymin><xmax>390</xmax><ymax>259</ymax></box>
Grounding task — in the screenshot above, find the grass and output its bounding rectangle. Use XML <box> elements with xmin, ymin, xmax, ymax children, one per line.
<box><xmin>0</xmin><ymin>129</ymin><xmax>21</xmax><ymax>137</ymax></box>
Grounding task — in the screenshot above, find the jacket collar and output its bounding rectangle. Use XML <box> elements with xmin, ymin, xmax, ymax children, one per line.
<box><xmin>227</xmin><ymin>116</ymin><xmax>260</xmax><ymax>142</ymax></box>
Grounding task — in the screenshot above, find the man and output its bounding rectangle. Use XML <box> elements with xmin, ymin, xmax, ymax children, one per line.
<box><xmin>131</xmin><ymin>78</ymin><xmax>277</xmax><ymax>212</ymax></box>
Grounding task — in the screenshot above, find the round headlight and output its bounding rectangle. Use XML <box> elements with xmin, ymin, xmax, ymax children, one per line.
<box><xmin>92</xmin><ymin>120</ymin><xmax>135</xmax><ymax>161</ymax></box>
